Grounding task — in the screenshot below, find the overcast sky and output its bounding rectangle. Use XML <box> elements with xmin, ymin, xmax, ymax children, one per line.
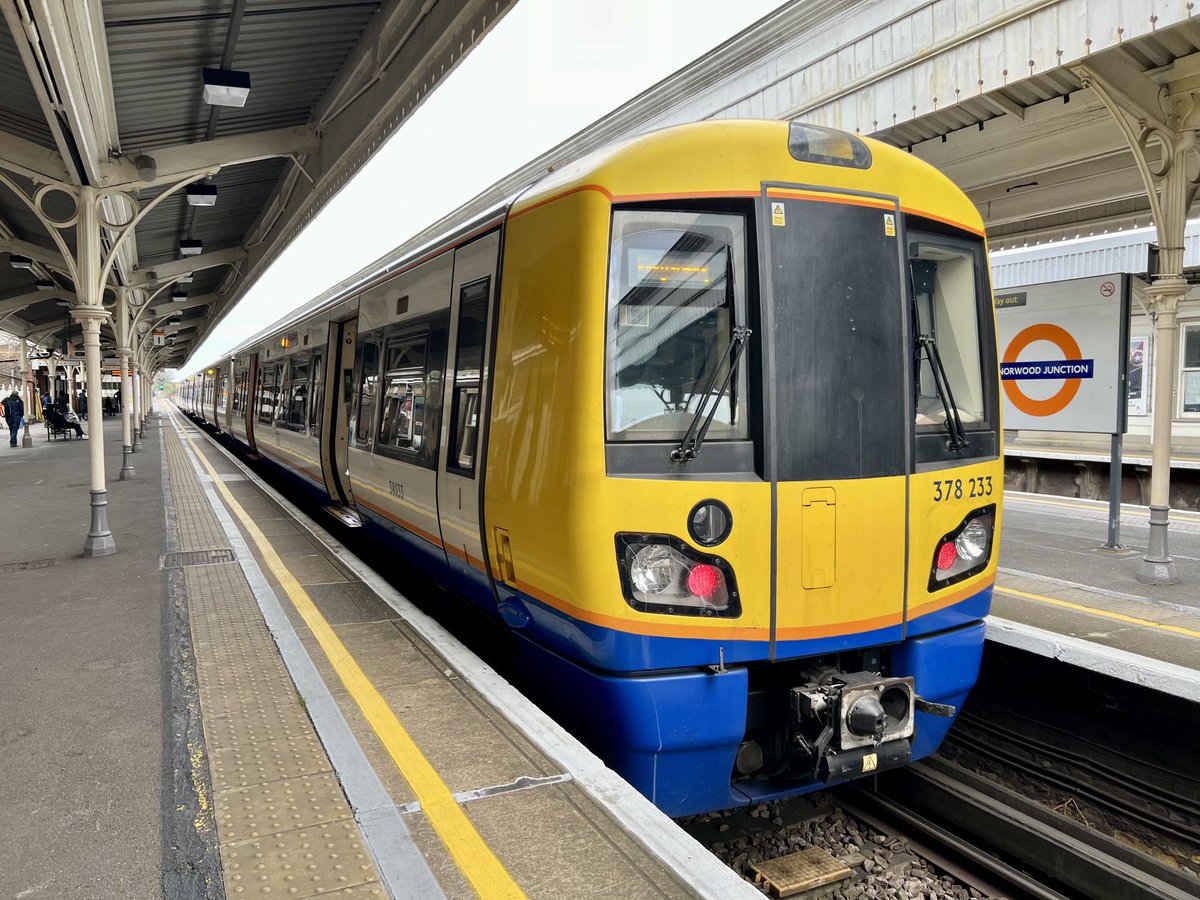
<box><xmin>182</xmin><ymin>0</ymin><xmax>785</xmax><ymax>370</ymax></box>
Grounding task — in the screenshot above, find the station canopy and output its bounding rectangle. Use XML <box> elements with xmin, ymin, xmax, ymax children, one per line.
<box><xmin>0</xmin><ymin>0</ymin><xmax>514</xmax><ymax>369</ymax></box>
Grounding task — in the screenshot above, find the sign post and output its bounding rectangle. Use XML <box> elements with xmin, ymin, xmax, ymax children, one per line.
<box><xmin>996</xmin><ymin>274</ymin><xmax>1131</xmax><ymax>549</ymax></box>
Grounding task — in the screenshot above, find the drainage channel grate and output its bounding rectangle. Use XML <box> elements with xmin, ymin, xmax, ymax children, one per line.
<box><xmin>161</xmin><ymin>549</ymin><xmax>236</xmax><ymax>569</ymax></box>
<box><xmin>0</xmin><ymin>558</ymin><xmax>56</xmax><ymax>574</ymax></box>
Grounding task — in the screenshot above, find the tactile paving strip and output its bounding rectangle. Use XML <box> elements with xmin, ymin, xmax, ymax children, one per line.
<box><xmin>164</xmin><ymin>426</ymin><xmax>385</xmax><ymax>898</ymax></box>
<box><xmin>216</xmin><ymin>772</ymin><xmax>352</xmax><ymax>842</ymax></box>
<box><xmin>223</xmin><ymin>821</ymin><xmax>378</xmax><ymax>897</ymax></box>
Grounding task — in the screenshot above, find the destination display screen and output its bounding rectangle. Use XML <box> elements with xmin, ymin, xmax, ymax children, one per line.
<box><xmin>627</xmin><ymin>248</ymin><xmax>726</xmax><ymax>291</ymax></box>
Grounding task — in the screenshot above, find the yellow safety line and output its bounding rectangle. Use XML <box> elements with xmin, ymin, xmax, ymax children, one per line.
<box><xmin>176</xmin><ymin>421</ymin><xmax>525</xmax><ymax>899</ymax></box>
<box><xmin>1007</xmin><ymin>493</ymin><xmax>1200</xmax><ymax>521</ymax></box>
<box><xmin>995</xmin><ymin>585</ymin><xmax>1200</xmax><ymax>639</ymax></box>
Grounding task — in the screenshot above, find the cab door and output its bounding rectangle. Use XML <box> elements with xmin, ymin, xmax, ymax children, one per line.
<box><xmin>436</xmin><ymin>231</ymin><xmax>500</xmax><ymax>604</ymax></box>
<box><xmin>762</xmin><ymin>185</ymin><xmax>910</xmax><ymax>657</ymax></box>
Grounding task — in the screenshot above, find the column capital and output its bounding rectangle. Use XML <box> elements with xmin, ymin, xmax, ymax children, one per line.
<box><xmin>1144</xmin><ymin>276</ymin><xmax>1187</xmax><ymax>313</ymax></box>
<box><xmin>70</xmin><ymin>305</ymin><xmax>112</xmax><ymax>325</ymax></box>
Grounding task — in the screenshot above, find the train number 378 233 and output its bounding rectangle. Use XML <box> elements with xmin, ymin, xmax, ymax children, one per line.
<box><xmin>932</xmin><ymin>476</ymin><xmax>992</xmax><ymax>502</ymax></box>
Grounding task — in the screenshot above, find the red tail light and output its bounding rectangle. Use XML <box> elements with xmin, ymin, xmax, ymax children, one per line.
<box><xmin>687</xmin><ymin>563</ymin><xmax>721</xmax><ymax>599</ymax></box>
<box><xmin>935</xmin><ymin>542</ymin><xmax>957</xmax><ymax>570</ymax></box>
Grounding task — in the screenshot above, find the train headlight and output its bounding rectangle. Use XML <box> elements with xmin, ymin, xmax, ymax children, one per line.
<box><xmin>955</xmin><ymin>520</ymin><xmax>989</xmax><ymax>562</ymax></box>
<box><xmin>929</xmin><ymin>505</ymin><xmax>995</xmax><ymax>589</ymax></box>
<box><xmin>630</xmin><ymin>545</ymin><xmax>676</xmax><ymax>594</ymax></box>
<box><xmin>616</xmin><ymin>534</ymin><xmax>740</xmax><ymax>618</ymax></box>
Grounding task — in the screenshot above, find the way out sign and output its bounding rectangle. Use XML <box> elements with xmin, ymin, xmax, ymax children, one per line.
<box><xmin>996</xmin><ymin>274</ymin><xmax>1129</xmax><ymax>434</ymax></box>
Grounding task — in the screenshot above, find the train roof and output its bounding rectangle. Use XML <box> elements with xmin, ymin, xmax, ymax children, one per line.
<box><xmin>199</xmin><ymin>119</ymin><xmax>982</xmax><ymax>370</ymax></box>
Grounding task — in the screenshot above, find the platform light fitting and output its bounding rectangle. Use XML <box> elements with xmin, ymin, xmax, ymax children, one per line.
<box><xmin>167</xmin><ymin>317</ymin><xmax>182</xmax><ymax>326</ymax></box>
<box><xmin>179</xmin><ymin>239</ymin><xmax>203</xmax><ymax>256</ymax></box>
<box><xmin>55</xmin><ymin>299</ymin><xmax>70</xmax><ymax>307</ymax></box>
<box><xmin>135</xmin><ymin>155</ymin><xmax>157</xmax><ymax>181</ymax></box>
<box><xmin>171</xmin><ymin>289</ymin><xmax>188</xmax><ymax>302</ymax></box>
<box><xmin>9</xmin><ymin>254</ymin><xmax>32</xmax><ymax>269</ymax></box>
<box><xmin>176</xmin><ymin>273</ymin><xmax>194</xmax><ymax>284</ymax></box>
<box><xmin>186</xmin><ymin>183</ymin><xmax>218</xmax><ymax>206</ymax></box>
<box><xmin>201</xmin><ymin>67</ymin><xmax>251</xmax><ymax>108</ymax></box>
<box><xmin>35</xmin><ymin>278</ymin><xmax>54</xmax><ymax>290</ymax></box>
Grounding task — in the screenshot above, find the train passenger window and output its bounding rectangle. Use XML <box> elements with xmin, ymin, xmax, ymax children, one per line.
<box><xmin>908</xmin><ymin>231</ymin><xmax>994</xmax><ymax>463</ymax></box>
<box><xmin>236</xmin><ymin>370</ymin><xmax>248</xmax><ymax>414</ymax></box>
<box><xmin>286</xmin><ymin>356</ymin><xmax>310</xmax><ymax>431</ymax></box>
<box><xmin>352</xmin><ymin>338</ymin><xmax>379</xmax><ymax>447</ymax></box>
<box><xmin>378</xmin><ymin>337</ymin><xmax>428</xmax><ymax>452</ymax></box>
<box><xmin>448</xmin><ymin>278</ymin><xmax>489</xmax><ymax>476</ymax></box>
<box><xmin>605</xmin><ymin>209</ymin><xmax>750</xmax><ymax>444</ymax></box>
<box><xmin>257</xmin><ymin>364</ymin><xmax>278</xmax><ymax>425</ymax></box>
<box><xmin>216</xmin><ymin>374</ymin><xmax>228</xmax><ymax>415</ymax></box>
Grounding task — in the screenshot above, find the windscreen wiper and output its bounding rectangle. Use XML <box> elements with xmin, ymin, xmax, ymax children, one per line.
<box><xmin>672</xmin><ymin>325</ymin><xmax>752</xmax><ymax>462</ymax></box>
<box><xmin>917</xmin><ymin>333</ymin><xmax>968</xmax><ymax>451</ymax></box>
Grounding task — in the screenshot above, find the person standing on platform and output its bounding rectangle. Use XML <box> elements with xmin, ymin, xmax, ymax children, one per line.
<box><xmin>2</xmin><ymin>390</ymin><xmax>24</xmax><ymax>448</ymax></box>
<box><xmin>79</xmin><ymin>388</ymin><xmax>88</xmax><ymax>421</ymax></box>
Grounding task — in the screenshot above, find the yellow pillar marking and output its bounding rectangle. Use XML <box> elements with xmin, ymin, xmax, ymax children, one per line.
<box><xmin>177</xmin><ymin>422</ymin><xmax>525</xmax><ymax>899</ymax></box>
<box><xmin>995</xmin><ymin>585</ymin><xmax>1200</xmax><ymax>639</ymax></box>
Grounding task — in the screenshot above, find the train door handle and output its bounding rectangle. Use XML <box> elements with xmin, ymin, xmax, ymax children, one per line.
<box><xmin>494</xmin><ymin>527</ymin><xmax>515</xmax><ymax>583</ymax></box>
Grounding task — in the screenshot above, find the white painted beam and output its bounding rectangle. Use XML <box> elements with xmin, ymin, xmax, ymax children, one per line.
<box><xmin>107</xmin><ymin>127</ymin><xmax>321</xmax><ymax>190</ymax></box>
<box><xmin>127</xmin><ymin>249</ymin><xmax>247</xmax><ymax>289</ymax></box>
<box><xmin>0</xmin><ymin>237</ymin><xmax>70</xmax><ymax>272</ymax></box>
<box><xmin>0</xmin><ymin>129</ymin><xmax>72</xmax><ymax>183</ymax></box>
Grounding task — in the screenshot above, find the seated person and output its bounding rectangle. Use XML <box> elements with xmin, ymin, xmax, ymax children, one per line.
<box><xmin>46</xmin><ymin>404</ymin><xmax>86</xmax><ymax>438</ymax></box>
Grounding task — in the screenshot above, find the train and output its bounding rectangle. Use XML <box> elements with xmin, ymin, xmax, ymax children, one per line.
<box><xmin>179</xmin><ymin>119</ymin><xmax>1002</xmax><ymax>817</ymax></box>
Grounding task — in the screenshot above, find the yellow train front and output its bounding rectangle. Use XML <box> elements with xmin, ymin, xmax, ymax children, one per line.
<box><xmin>485</xmin><ymin>121</ymin><xmax>1001</xmax><ymax>815</ymax></box>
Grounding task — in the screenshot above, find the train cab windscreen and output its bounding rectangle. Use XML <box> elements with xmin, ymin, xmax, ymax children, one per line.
<box><xmin>908</xmin><ymin>232</ymin><xmax>997</xmax><ymax>463</ymax></box>
<box><xmin>605</xmin><ymin>209</ymin><xmax>751</xmax><ymax>446</ymax></box>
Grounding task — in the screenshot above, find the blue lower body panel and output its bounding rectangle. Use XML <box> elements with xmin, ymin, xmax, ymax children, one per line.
<box><xmin>511</xmin><ymin>627</ymin><xmax>750</xmax><ymax>816</ymax></box>
<box><xmin>892</xmin><ymin>619</ymin><xmax>987</xmax><ymax>759</ymax></box>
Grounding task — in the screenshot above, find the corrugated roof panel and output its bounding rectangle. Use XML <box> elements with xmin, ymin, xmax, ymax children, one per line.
<box><xmin>0</xmin><ymin>20</ymin><xmax>55</xmax><ymax>150</ymax></box>
<box><xmin>104</xmin><ymin>1</ymin><xmax>377</xmax><ymax>150</ymax></box>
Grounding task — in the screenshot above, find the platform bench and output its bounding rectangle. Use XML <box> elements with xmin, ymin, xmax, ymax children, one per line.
<box><xmin>46</xmin><ymin>420</ymin><xmax>74</xmax><ymax>440</ymax></box>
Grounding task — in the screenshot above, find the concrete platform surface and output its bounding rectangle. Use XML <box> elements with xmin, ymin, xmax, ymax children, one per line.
<box><xmin>994</xmin><ymin>492</ymin><xmax>1200</xmax><ymax>675</ymax></box>
<box><xmin>0</xmin><ymin>413</ymin><xmax>164</xmax><ymax>899</ymax></box>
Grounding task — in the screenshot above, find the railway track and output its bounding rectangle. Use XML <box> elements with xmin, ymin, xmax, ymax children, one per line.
<box><xmin>946</xmin><ymin>707</ymin><xmax>1200</xmax><ymax>851</ymax></box>
<box><xmin>841</xmin><ymin>759</ymin><xmax>1198</xmax><ymax>900</ymax></box>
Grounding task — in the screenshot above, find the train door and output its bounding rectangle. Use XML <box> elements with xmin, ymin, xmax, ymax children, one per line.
<box><xmin>761</xmin><ymin>185</ymin><xmax>909</xmax><ymax>656</ymax></box>
<box><xmin>245</xmin><ymin>353</ymin><xmax>260</xmax><ymax>455</ymax></box>
<box><xmin>212</xmin><ymin>368</ymin><xmax>225</xmax><ymax>432</ymax></box>
<box><xmin>319</xmin><ymin>317</ymin><xmax>361</xmax><ymax>525</ymax></box>
<box><xmin>436</xmin><ymin>231</ymin><xmax>500</xmax><ymax>602</ymax></box>
<box><xmin>223</xmin><ymin>360</ymin><xmax>235</xmax><ymax>432</ymax></box>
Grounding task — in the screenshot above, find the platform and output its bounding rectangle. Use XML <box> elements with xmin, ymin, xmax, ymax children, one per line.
<box><xmin>0</xmin><ymin>408</ymin><xmax>753</xmax><ymax>899</ymax></box>
<box><xmin>2</xmin><ymin>414</ymin><xmax>1199</xmax><ymax>899</ymax></box>
<box><xmin>991</xmin><ymin>492</ymin><xmax>1200</xmax><ymax>689</ymax></box>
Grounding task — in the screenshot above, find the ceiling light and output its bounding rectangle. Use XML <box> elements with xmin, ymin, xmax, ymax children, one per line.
<box><xmin>201</xmin><ymin>68</ymin><xmax>251</xmax><ymax>108</ymax></box>
<box><xmin>10</xmin><ymin>255</ymin><xmax>32</xmax><ymax>269</ymax></box>
<box><xmin>35</xmin><ymin>279</ymin><xmax>54</xmax><ymax>290</ymax></box>
<box><xmin>179</xmin><ymin>239</ymin><xmax>203</xmax><ymax>256</ymax></box>
<box><xmin>55</xmin><ymin>299</ymin><xmax>70</xmax><ymax>307</ymax></box>
<box><xmin>176</xmin><ymin>273</ymin><xmax>193</xmax><ymax>284</ymax></box>
<box><xmin>167</xmin><ymin>317</ymin><xmax>182</xmax><ymax>326</ymax></box>
<box><xmin>171</xmin><ymin>289</ymin><xmax>187</xmax><ymax>302</ymax></box>
<box><xmin>186</xmin><ymin>184</ymin><xmax>218</xmax><ymax>207</ymax></box>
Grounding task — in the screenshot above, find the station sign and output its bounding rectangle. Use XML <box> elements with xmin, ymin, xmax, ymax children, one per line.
<box><xmin>995</xmin><ymin>274</ymin><xmax>1130</xmax><ymax>434</ymax></box>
